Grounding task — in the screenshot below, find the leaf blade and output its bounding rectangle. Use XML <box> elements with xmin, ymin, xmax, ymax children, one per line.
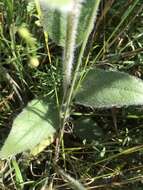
<box><xmin>75</xmin><ymin>69</ymin><xmax>143</xmax><ymax>108</ymax></box>
<box><xmin>0</xmin><ymin>99</ymin><xmax>59</xmax><ymax>159</ymax></box>
<box><xmin>39</xmin><ymin>0</ymin><xmax>96</xmax><ymax>47</ymax></box>
<box><xmin>39</xmin><ymin>0</ymin><xmax>73</xmax><ymax>12</ymax></box>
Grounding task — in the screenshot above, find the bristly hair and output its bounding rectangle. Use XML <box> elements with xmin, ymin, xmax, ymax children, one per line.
<box><xmin>63</xmin><ymin>0</ymin><xmax>84</xmax><ymax>95</ymax></box>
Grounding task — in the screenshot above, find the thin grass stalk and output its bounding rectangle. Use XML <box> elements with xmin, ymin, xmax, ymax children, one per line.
<box><xmin>92</xmin><ymin>0</ymin><xmax>140</xmax><ymax>64</ymax></box>
<box><xmin>35</xmin><ymin>0</ymin><xmax>61</xmax><ymax>116</ymax></box>
<box><xmin>58</xmin><ymin>168</ymin><xmax>86</xmax><ymax>190</ymax></box>
<box><xmin>34</xmin><ymin>0</ymin><xmax>52</xmax><ymax>64</ymax></box>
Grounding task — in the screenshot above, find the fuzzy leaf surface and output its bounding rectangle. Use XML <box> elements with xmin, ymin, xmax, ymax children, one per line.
<box><xmin>39</xmin><ymin>0</ymin><xmax>95</xmax><ymax>46</ymax></box>
<box><xmin>75</xmin><ymin>69</ymin><xmax>143</xmax><ymax>108</ymax></box>
<box><xmin>40</xmin><ymin>0</ymin><xmax>73</xmax><ymax>11</ymax></box>
<box><xmin>0</xmin><ymin>99</ymin><xmax>59</xmax><ymax>158</ymax></box>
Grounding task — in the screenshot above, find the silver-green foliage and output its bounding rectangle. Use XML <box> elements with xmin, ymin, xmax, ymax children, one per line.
<box><xmin>75</xmin><ymin>69</ymin><xmax>143</xmax><ymax>108</ymax></box>
<box><xmin>40</xmin><ymin>0</ymin><xmax>95</xmax><ymax>46</ymax></box>
<box><xmin>1</xmin><ymin>0</ymin><xmax>143</xmax><ymax>159</ymax></box>
<box><xmin>0</xmin><ymin>99</ymin><xmax>59</xmax><ymax>158</ymax></box>
<box><xmin>43</xmin><ymin>0</ymin><xmax>72</xmax><ymax>9</ymax></box>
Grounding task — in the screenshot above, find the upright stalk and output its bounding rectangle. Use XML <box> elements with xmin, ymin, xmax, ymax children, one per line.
<box><xmin>55</xmin><ymin>0</ymin><xmax>83</xmax><ymax>162</ymax></box>
<box><xmin>58</xmin><ymin>0</ymin><xmax>101</xmax><ymax>152</ymax></box>
<box><xmin>63</xmin><ymin>0</ymin><xmax>101</xmax><ymax>122</ymax></box>
<box><xmin>62</xmin><ymin>0</ymin><xmax>82</xmax><ymax>99</ymax></box>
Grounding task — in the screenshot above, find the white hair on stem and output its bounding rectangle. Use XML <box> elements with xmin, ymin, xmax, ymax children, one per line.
<box><xmin>63</xmin><ymin>0</ymin><xmax>83</xmax><ymax>95</ymax></box>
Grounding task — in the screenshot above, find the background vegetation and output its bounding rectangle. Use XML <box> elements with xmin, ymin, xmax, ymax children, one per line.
<box><xmin>0</xmin><ymin>0</ymin><xmax>143</xmax><ymax>189</ymax></box>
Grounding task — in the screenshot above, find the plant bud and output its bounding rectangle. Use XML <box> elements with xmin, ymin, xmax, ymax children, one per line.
<box><xmin>29</xmin><ymin>57</ymin><xmax>39</xmax><ymax>68</ymax></box>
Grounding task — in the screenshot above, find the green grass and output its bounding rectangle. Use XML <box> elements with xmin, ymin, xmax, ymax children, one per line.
<box><xmin>0</xmin><ymin>0</ymin><xmax>143</xmax><ymax>189</ymax></box>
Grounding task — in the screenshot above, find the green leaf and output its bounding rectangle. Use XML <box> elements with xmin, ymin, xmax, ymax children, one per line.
<box><xmin>75</xmin><ymin>69</ymin><xmax>143</xmax><ymax>108</ymax></box>
<box><xmin>74</xmin><ymin>117</ymin><xmax>103</xmax><ymax>142</ymax></box>
<box><xmin>40</xmin><ymin>0</ymin><xmax>95</xmax><ymax>46</ymax></box>
<box><xmin>41</xmin><ymin>0</ymin><xmax>73</xmax><ymax>11</ymax></box>
<box><xmin>0</xmin><ymin>99</ymin><xmax>59</xmax><ymax>159</ymax></box>
<box><xmin>12</xmin><ymin>159</ymin><xmax>24</xmax><ymax>188</ymax></box>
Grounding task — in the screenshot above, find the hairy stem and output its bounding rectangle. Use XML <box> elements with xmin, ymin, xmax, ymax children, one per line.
<box><xmin>58</xmin><ymin>0</ymin><xmax>101</xmax><ymax>155</ymax></box>
<box><xmin>63</xmin><ymin>1</ymin><xmax>82</xmax><ymax>97</ymax></box>
<box><xmin>63</xmin><ymin>0</ymin><xmax>101</xmax><ymax>121</ymax></box>
<box><xmin>54</xmin><ymin>0</ymin><xmax>83</xmax><ymax>163</ymax></box>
